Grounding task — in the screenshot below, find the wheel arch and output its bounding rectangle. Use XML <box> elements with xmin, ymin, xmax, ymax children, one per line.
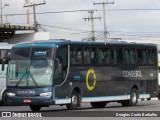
<box><xmin>0</xmin><ymin>88</ymin><xmax>7</xmax><ymax>105</ymax></box>
<box><xmin>0</xmin><ymin>88</ymin><xmax>6</xmax><ymax>100</ymax></box>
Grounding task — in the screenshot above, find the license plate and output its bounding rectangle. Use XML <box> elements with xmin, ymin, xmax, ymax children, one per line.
<box><xmin>23</xmin><ymin>99</ymin><xmax>32</xmax><ymax>103</ymax></box>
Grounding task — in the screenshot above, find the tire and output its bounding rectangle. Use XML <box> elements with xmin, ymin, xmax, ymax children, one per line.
<box><xmin>158</xmin><ymin>94</ymin><xmax>160</xmax><ymax>100</ymax></box>
<box><xmin>2</xmin><ymin>91</ymin><xmax>7</xmax><ymax>106</ymax></box>
<box><xmin>30</xmin><ymin>105</ymin><xmax>41</xmax><ymax>111</ymax></box>
<box><xmin>0</xmin><ymin>101</ymin><xmax>3</xmax><ymax>106</ymax></box>
<box><xmin>147</xmin><ymin>98</ymin><xmax>151</xmax><ymax>101</ymax></box>
<box><xmin>91</xmin><ymin>102</ymin><xmax>106</xmax><ymax>108</ymax></box>
<box><xmin>121</xmin><ymin>88</ymin><xmax>138</xmax><ymax>107</ymax></box>
<box><xmin>66</xmin><ymin>91</ymin><xmax>79</xmax><ymax>110</ymax></box>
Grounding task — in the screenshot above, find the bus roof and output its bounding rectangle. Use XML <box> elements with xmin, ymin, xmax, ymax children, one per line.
<box><xmin>13</xmin><ymin>39</ymin><xmax>157</xmax><ymax>48</ymax></box>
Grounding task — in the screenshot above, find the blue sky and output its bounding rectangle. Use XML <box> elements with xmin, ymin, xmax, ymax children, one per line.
<box><xmin>3</xmin><ymin>0</ymin><xmax>160</xmax><ymax>41</ymax></box>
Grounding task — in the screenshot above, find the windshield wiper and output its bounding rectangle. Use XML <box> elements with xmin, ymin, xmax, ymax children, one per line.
<box><xmin>15</xmin><ymin>66</ymin><xmax>38</xmax><ymax>87</ymax></box>
<box><xmin>28</xmin><ymin>72</ymin><xmax>38</xmax><ymax>87</ymax></box>
<box><xmin>15</xmin><ymin>72</ymin><xmax>26</xmax><ymax>87</ymax></box>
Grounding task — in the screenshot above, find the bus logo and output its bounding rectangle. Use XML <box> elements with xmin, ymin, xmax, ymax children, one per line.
<box><xmin>86</xmin><ymin>69</ymin><xmax>96</xmax><ymax>91</ymax></box>
<box><xmin>123</xmin><ymin>70</ymin><xmax>142</xmax><ymax>78</ymax></box>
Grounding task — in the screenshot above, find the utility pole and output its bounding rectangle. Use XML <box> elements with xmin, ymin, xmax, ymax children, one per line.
<box><xmin>83</xmin><ymin>10</ymin><xmax>101</xmax><ymax>41</ymax></box>
<box><xmin>1</xmin><ymin>0</ymin><xmax>2</xmax><ymax>24</ymax></box>
<box><xmin>24</xmin><ymin>1</ymin><xmax>46</xmax><ymax>32</ymax></box>
<box><xmin>93</xmin><ymin>0</ymin><xmax>114</xmax><ymax>42</ymax></box>
<box><xmin>25</xmin><ymin>0</ymin><xmax>30</xmax><ymax>25</ymax></box>
<box><xmin>0</xmin><ymin>0</ymin><xmax>9</xmax><ymax>24</ymax></box>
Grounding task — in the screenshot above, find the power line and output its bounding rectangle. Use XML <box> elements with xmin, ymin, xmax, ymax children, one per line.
<box><xmin>40</xmin><ymin>24</ymin><xmax>89</xmax><ymax>32</ymax></box>
<box><xmin>4</xmin><ymin>8</ymin><xmax>160</xmax><ymax>17</ymax></box>
<box><xmin>4</xmin><ymin>10</ymin><xmax>91</xmax><ymax>16</ymax></box>
<box><xmin>107</xmin><ymin>9</ymin><xmax>160</xmax><ymax>11</ymax></box>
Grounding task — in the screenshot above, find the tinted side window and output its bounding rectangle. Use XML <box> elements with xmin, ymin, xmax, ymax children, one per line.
<box><xmin>57</xmin><ymin>46</ymin><xmax>68</xmax><ymax>67</ymax></box>
<box><xmin>90</xmin><ymin>47</ymin><xmax>97</xmax><ymax>65</ymax></box>
<box><xmin>111</xmin><ymin>48</ymin><xmax>123</xmax><ymax>64</ymax></box>
<box><xmin>148</xmin><ymin>48</ymin><xmax>156</xmax><ymax>65</ymax></box>
<box><xmin>124</xmin><ymin>48</ymin><xmax>136</xmax><ymax>64</ymax></box>
<box><xmin>98</xmin><ymin>48</ymin><xmax>110</xmax><ymax>65</ymax></box>
<box><xmin>70</xmin><ymin>46</ymin><xmax>82</xmax><ymax>65</ymax></box>
<box><xmin>137</xmin><ymin>49</ymin><xmax>147</xmax><ymax>64</ymax></box>
<box><xmin>84</xmin><ymin>47</ymin><xmax>91</xmax><ymax>65</ymax></box>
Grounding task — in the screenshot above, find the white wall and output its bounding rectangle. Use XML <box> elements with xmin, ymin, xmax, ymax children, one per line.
<box><xmin>5</xmin><ymin>32</ymin><xmax>50</xmax><ymax>44</ymax></box>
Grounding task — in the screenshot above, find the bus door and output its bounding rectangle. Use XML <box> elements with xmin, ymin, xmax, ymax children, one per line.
<box><xmin>54</xmin><ymin>45</ymin><xmax>69</xmax><ymax>99</ymax></box>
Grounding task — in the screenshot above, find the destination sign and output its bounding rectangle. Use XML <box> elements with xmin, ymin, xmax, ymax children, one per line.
<box><xmin>34</xmin><ymin>51</ymin><xmax>47</xmax><ymax>56</ymax></box>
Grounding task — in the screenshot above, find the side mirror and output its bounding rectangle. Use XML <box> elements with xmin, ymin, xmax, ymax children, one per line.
<box><xmin>2</xmin><ymin>57</ymin><xmax>10</xmax><ymax>71</ymax></box>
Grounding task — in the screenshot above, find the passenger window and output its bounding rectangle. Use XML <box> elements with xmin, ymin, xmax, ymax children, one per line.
<box><xmin>148</xmin><ymin>49</ymin><xmax>156</xmax><ymax>64</ymax></box>
<box><xmin>84</xmin><ymin>47</ymin><xmax>91</xmax><ymax>65</ymax></box>
<box><xmin>70</xmin><ymin>47</ymin><xmax>82</xmax><ymax>65</ymax></box>
<box><xmin>104</xmin><ymin>48</ymin><xmax>110</xmax><ymax>64</ymax></box>
<box><xmin>98</xmin><ymin>48</ymin><xmax>110</xmax><ymax>65</ymax></box>
<box><xmin>90</xmin><ymin>48</ymin><xmax>97</xmax><ymax>65</ymax></box>
<box><xmin>137</xmin><ymin>49</ymin><xmax>147</xmax><ymax>64</ymax></box>
<box><xmin>124</xmin><ymin>48</ymin><xmax>136</xmax><ymax>64</ymax></box>
<box><xmin>111</xmin><ymin>48</ymin><xmax>123</xmax><ymax>64</ymax></box>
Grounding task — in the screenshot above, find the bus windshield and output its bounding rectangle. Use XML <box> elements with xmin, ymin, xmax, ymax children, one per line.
<box><xmin>7</xmin><ymin>47</ymin><xmax>53</xmax><ymax>87</ymax></box>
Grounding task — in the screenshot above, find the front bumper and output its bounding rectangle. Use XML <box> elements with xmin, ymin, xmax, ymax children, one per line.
<box><xmin>6</xmin><ymin>96</ymin><xmax>55</xmax><ymax>106</ymax></box>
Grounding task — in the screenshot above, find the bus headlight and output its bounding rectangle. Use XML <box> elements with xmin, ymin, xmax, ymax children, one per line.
<box><xmin>7</xmin><ymin>92</ymin><xmax>16</xmax><ymax>97</ymax></box>
<box><xmin>39</xmin><ymin>92</ymin><xmax>52</xmax><ymax>97</ymax></box>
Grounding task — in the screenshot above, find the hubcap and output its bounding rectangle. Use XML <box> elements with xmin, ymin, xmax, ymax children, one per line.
<box><xmin>72</xmin><ymin>95</ymin><xmax>77</xmax><ymax>105</ymax></box>
<box><xmin>131</xmin><ymin>92</ymin><xmax>137</xmax><ymax>103</ymax></box>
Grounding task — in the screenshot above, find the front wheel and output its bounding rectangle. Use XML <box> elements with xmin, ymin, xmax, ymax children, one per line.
<box><xmin>66</xmin><ymin>91</ymin><xmax>79</xmax><ymax>110</ymax></box>
<box><xmin>2</xmin><ymin>91</ymin><xmax>7</xmax><ymax>106</ymax></box>
<box><xmin>121</xmin><ymin>88</ymin><xmax>138</xmax><ymax>107</ymax></box>
<box><xmin>30</xmin><ymin>105</ymin><xmax>41</xmax><ymax>111</ymax></box>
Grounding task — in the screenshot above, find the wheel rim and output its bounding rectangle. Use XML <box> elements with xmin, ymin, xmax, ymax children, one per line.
<box><xmin>71</xmin><ymin>95</ymin><xmax>78</xmax><ymax>105</ymax></box>
<box><xmin>131</xmin><ymin>92</ymin><xmax>137</xmax><ymax>103</ymax></box>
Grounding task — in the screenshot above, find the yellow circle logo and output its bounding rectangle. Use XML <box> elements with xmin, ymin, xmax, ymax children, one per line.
<box><xmin>86</xmin><ymin>69</ymin><xmax>96</xmax><ymax>91</ymax></box>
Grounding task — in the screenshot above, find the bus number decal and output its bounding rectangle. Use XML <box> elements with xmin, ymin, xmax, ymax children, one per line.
<box><xmin>86</xmin><ymin>69</ymin><xmax>96</xmax><ymax>91</ymax></box>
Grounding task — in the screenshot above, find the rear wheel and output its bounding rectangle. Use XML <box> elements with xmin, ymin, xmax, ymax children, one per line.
<box><xmin>121</xmin><ymin>88</ymin><xmax>138</xmax><ymax>107</ymax></box>
<box><xmin>66</xmin><ymin>91</ymin><xmax>79</xmax><ymax>110</ymax></box>
<box><xmin>158</xmin><ymin>92</ymin><xmax>160</xmax><ymax>100</ymax></box>
<box><xmin>91</xmin><ymin>102</ymin><xmax>107</xmax><ymax>108</ymax></box>
<box><xmin>147</xmin><ymin>98</ymin><xmax>151</xmax><ymax>100</ymax></box>
<box><xmin>0</xmin><ymin>101</ymin><xmax>3</xmax><ymax>106</ymax></box>
<box><xmin>30</xmin><ymin>105</ymin><xmax>41</xmax><ymax>111</ymax></box>
<box><xmin>158</xmin><ymin>96</ymin><xmax>160</xmax><ymax>100</ymax></box>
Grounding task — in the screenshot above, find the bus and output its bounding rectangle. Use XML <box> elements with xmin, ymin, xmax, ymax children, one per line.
<box><xmin>5</xmin><ymin>39</ymin><xmax>158</xmax><ymax>111</ymax></box>
<box><xmin>0</xmin><ymin>43</ymin><xmax>13</xmax><ymax>105</ymax></box>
